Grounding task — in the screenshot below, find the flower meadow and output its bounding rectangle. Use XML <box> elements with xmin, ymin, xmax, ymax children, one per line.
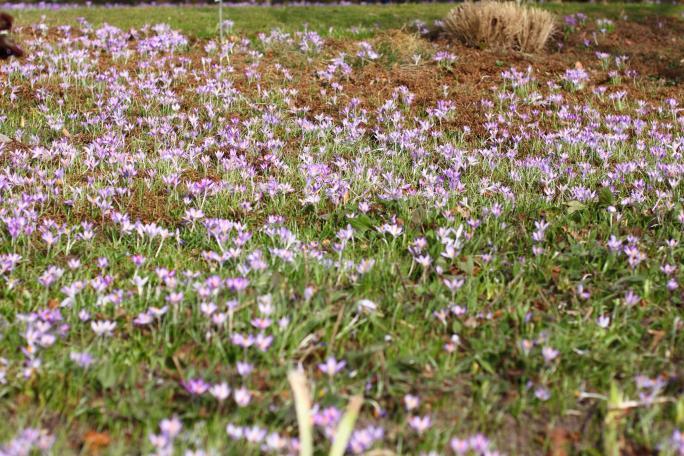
<box><xmin>0</xmin><ymin>12</ymin><xmax>683</xmax><ymax>455</ymax></box>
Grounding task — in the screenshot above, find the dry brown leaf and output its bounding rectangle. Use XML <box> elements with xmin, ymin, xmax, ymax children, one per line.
<box><xmin>648</xmin><ymin>329</ymin><xmax>665</xmax><ymax>351</ymax></box>
<box><xmin>548</xmin><ymin>427</ymin><xmax>575</xmax><ymax>456</ymax></box>
<box><xmin>84</xmin><ymin>431</ymin><xmax>111</xmax><ymax>454</ymax></box>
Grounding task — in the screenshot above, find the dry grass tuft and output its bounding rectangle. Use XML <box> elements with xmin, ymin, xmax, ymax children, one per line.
<box><xmin>443</xmin><ymin>1</ymin><xmax>555</xmax><ymax>53</ymax></box>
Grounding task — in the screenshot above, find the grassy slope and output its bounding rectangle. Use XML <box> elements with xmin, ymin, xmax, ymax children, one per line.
<box><xmin>10</xmin><ymin>2</ymin><xmax>684</xmax><ymax>38</ymax></box>
<box><xmin>1</xmin><ymin>3</ymin><xmax>683</xmax><ymax>455</ymax></box>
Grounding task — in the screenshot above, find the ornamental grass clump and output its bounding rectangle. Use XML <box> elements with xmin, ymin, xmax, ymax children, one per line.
<box><xmin>443</xmin><ymin>1</ymin><xmax>555</xmax><ymax>53</ymax></box>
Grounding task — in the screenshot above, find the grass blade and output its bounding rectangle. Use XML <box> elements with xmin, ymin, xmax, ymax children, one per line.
<box><xmin>288</xmin><ymin>369</ymin><xmax>314</xmax><ymax>456</ymax></box>
<box><xmin>329</xmin><ymin>395</ymin><xmax>363</xmax><ymax>456</ymax></box>
<box><xmin>604</xmin><ymin>382</ymin><xmax>622</xmax><ymax>456</ymax></box>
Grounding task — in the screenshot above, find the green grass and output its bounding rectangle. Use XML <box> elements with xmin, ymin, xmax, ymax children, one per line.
<box><xmin>10</xmin><ymin>2</ymin><xmax>684</xmax><ymax>38</ymax></box>
<box><xmin>13</xmin><ymin>4</ymin><xmax>455</xmax><ymax>38</ymax></box>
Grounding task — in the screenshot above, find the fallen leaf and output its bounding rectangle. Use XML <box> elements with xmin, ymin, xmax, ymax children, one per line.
<box><xmin>84</xmin><ymin>431</ymin><xmax>111</xmax><ymax>454</ymax></box>
<box><xmin>648</xmin><ymin>329</ymin><xmax>665</xmax><ymax>351</ymax></box>
<box><xmin>548</xmin><ymin>427</ymin><xmax>571</xmax><ymax>456</ymax></box>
